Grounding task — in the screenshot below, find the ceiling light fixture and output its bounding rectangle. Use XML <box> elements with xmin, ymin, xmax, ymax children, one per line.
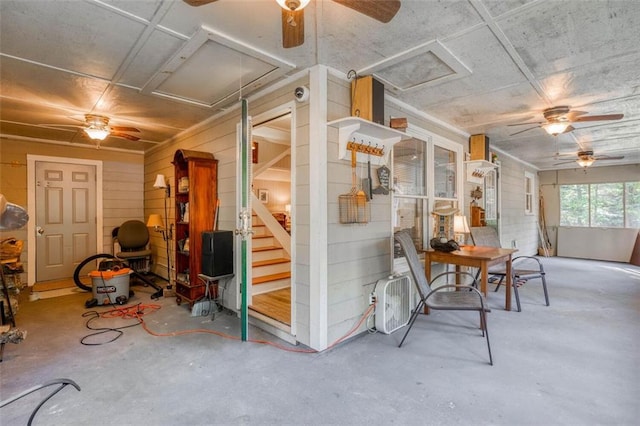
<box><xmin>83</xmin><ymin>114</ymin><xmax>111</xmax><ymax>140</ymax></box>
<box><xmin>84</xmin><ymin>127</ymin><xmax>110</xmax><ymax>140</ymax></box>
<box><xmin>276</xmin><ymin>0</ymin><xmax>310</xmax><ymax>11</ymax></box>
<box><xmin>576</xmin><ymin>157</ymin><xmax>595</xmax><ymax>168</ymax></box>
<box><xmin>543</xmin><ymin>122</ymin><xmax>570</xmax><ymax>136</ymax></box>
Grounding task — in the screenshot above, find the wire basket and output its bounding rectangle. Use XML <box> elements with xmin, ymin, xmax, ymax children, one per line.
<box><xmin>339</xmin><ymin>191</ymin><xmax>370</xmax><ymax>224</ymax></box>
<box><xmin>339</xmin><ymin>149</ymin><xmax>370</xmax><ymax>224</ymax></box>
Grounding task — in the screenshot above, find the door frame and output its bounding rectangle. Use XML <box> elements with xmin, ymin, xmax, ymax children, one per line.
<box><xmin>237</xmin><ymin>101</ymin><xmax>297</xmax><ymax>335</ymax></box>
<box><xmin>27</xmin><ymin>155</ymin><xmax>103</xmax><ymax>285</ymax></box>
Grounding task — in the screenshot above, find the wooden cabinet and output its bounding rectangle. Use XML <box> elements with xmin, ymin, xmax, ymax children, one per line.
<box><xmin>471</xmin><ymin>205</ymin><xmax>486</xmax><ymax>227</ymax></box>
<box><xmin>172</xmin><ymin>149</ymin><xmax>218</xmax><ymax>307</ymax></box>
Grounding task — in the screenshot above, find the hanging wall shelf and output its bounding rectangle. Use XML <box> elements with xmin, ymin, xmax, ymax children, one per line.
<box><xmin>465</xmin><ymin>160</ymin><xmax>497</xmax><ymax>183</ymax></box>
<box><xmin>328</xmin><ymin>117</ymin><xmax>411</xmax><ymax>165</ymax></box>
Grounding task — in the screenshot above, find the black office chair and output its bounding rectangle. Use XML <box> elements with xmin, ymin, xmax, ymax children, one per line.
<box><xmin>114</xmin><ymin>220</ymin><xmax>152</xmax><ymax>274</ymax></box>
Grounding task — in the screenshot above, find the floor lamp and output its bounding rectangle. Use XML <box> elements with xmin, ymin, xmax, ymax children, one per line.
<box><xmin>148</xmin><ymin>174</ymin><xmax>173</xmax><ymax>285</ymax></box>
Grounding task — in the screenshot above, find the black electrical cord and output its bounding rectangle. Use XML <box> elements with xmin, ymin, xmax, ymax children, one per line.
<box><xmin>80</xmin><ymin>273</ymin><xmax>142</xmax><ymax>346</ymax></box>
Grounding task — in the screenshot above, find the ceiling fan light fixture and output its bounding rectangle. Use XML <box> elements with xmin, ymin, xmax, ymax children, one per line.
<box><xmin>543</xmin><ymin>122</ymin><xmax>570</xmax><ymax>136</ymax></box>
<box><xmin>84</xmin><ymin>127</ymin><xmax>110</xmax><ymax>140</ymax></box>
<box><xmin>276</xmin><ymin>0</ymin><xmax>310</xmax><ymax>11</ymax></box>
<box><xmin>576</xmin><ymin>157</ymin><xmax>595</xmax><ymax>168</ymax></box>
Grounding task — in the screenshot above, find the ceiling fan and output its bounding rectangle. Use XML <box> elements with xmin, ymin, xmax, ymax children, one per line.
<box><xmin>183</xmin><ymin>0</ymin><xmax>401</xmax><ymax>48</ymax></box>
<box><xmin>82</xmin><ymin>114</ymin><xmax>141</xmax><ymax>142</ymax></box>
<box><xmin>509</xmin><ymin>106</ymin><xmax>624</xmax><ymax>136</ymax></box>
<box><xmin>553</xmin><ymin>150</ymin><xmax>625</xmax><ymax>168</ymax></box>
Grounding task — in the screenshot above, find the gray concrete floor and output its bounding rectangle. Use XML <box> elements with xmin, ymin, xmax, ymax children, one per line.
<box><xmin>1</xmin><ymin>257</ymin><xmax>639</xmax><ymax>425</ymax></box>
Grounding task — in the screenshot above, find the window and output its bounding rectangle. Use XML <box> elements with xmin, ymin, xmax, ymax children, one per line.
<box><xmin>393</xmin><ymin>138</ymin><xmax>427</xmax><ymax>257</ymax></box>
<box><xmin>392</xmin><ymin>129</ymin><xmax>463</xmax><ymax>267</ymax></box>
<box><xmin>433</xmin><ymin>145</ymin><xmax>457</xmax><ymax>198</ymax></box>
<box><xmin>524</xmin><ymin>171</ymin><xmax>534</xmax><ymax>215</ymax></box>
<box><xmin>484</xmin><ymin>167</ymin><xmax>497</xmax><ymax>223</ymax></box>
<box><xmin>627</xmin><ymin>182</ymin><xmax>640</xmax><ymax>228</ymax></box>
<box><xmin>560</xmin><ymin>182</ymin><xmax>640</xmax><ymax>228</ymax></box>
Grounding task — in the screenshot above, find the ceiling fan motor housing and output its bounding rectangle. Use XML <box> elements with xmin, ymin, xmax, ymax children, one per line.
<box><xmin>85</xmin><ymin>114</ymin><xmax>109</xmax><ymax>128</ymax></box>
<box><xmin>543</xmin><ymin>106</ymin><xmax>571</xmax><ymax>122</ymax></box>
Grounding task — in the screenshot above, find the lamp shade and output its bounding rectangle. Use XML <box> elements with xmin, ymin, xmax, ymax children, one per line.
<box><xmin>276</xmin><ymin>0</ymin><xmax>310</xmax><ymax>11</ymax></box>
<box><xmin>84</xmin><ymin>127</ymin><xmax>109</xmax><ymax>140</ymax></box>
<box><xmin>543</xmin><ymin>122</ymin><xmax>570</xmax><ymax>136</ymax></box>
<box><xmin>147</xmin><ymin>213</ymin><xmax>164</xmax><ymax>229</ymax></box>
<box><xmin>153</xmin><ymin>174</ymin><xmax>167</xmax><ymax>189</ymax></box>
<box><xmin>576</xmin><ymin>157</ymin><xmax>595</xmax><ymax>168</ymax></box>
<box><xmin>453</xmin><ymin>215</ymin><xmax>470</xmax><ymax>234</ymax></box>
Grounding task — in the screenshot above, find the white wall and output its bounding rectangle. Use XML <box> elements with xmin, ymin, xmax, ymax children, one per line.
<box><xmin>539</xmin><ymin>164</ymin><xmax>640</xmax><ymax>261</ymax></box>
<box><xmin>497</xmin><ymin>154</ymin><xmax>539</xmax><ymax>255</ymax></box>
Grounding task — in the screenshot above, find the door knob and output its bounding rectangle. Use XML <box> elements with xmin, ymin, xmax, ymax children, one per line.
<box><xmin>36</xmin><ymin>226</ymin><xmax>44</xmax><ymax>236</ymax></box>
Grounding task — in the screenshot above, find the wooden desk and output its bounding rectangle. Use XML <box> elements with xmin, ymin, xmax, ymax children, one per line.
<box><xmin>424</xmin><ymin>246</ymin><xmax>518</xmax><ymax>311</ymax></box>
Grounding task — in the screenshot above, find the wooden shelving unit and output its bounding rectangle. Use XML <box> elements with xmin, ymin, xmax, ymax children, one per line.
<box><xmin>172</xmin><ymin>149</ymin><xmax>218</xmax><ymax>307</ymax></box>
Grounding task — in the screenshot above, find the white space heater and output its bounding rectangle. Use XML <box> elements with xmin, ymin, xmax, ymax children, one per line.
<box><xmin>374</xmin><ymin>274</ymin><xmax>411</xmax><ymax>334</ymax></box>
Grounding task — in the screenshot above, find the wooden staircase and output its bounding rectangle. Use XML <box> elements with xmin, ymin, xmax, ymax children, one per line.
<box><xmin>252</xmin><ymin>215</ymin><xmax>290</xmax><ymax>295</ymax></box>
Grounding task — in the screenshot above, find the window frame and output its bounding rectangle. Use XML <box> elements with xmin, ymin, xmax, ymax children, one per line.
<box><xmin>559</xmin><ymin>181</ymin><xmax>639</xmax><ymax>228</ymax></box>
<box><xmin>524</xmin><ymin>171</ymin><xmax>535</xmax><ymax>216</ymax></box>
<box><xmin>392</xmin><ymin>124</ymin><xmax>463</xmax><ymax>272</ymax></box>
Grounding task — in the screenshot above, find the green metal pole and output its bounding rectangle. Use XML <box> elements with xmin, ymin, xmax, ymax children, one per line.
<box><xmin>240</xmin><ymin>98</ymin><xmax>249</xmax><ymax>341</ymax></box>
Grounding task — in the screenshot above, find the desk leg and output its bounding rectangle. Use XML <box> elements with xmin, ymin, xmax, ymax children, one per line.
<box><xmin>505</xmin><ymin>256</ymin><xmax>512</xmax><ymax>311</ymax></box>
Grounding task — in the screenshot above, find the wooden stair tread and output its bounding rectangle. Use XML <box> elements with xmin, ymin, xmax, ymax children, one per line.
<box><xmin>253</xmin><ymin>235</ymin><xmax>275</xmax><ymax>239</ymax></box>
<box><xmin>253</xmin><ymin>271</ymin><xmax>291</xmax><ymax>285</ymax></box>
<box><xmin>253</xmin><ymin>258</ymin><xmax>290</xmax><ymax>267</ymax></box>
<box><xmin>253</xmin><ymin>245</ymin><xmax>281</xmax><ymax>252</ymax></box>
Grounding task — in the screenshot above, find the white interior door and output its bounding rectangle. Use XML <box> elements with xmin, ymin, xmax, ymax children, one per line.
<box><xmin>35</xmin><ymin>161</ymin><xmax>96</xmax><ymax>282</ymax></box>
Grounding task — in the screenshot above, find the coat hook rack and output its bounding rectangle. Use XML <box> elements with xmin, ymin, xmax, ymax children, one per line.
<box><xmin>346</xmin><ymin>141</ymin><xmax>384</xmax><ymax>157</ymax></box>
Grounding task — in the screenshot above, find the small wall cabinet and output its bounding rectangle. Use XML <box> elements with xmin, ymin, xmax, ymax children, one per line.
<box><xmin>172</xmin><ymin>149</ymin><xmax>218</xmax><ymax>307</ymax></box>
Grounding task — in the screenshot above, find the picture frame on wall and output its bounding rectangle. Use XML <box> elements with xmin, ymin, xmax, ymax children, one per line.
<box><xmin>258</xmin><ymin>189</ymin><xmax>269</xmax><ymax>203</ymax></box>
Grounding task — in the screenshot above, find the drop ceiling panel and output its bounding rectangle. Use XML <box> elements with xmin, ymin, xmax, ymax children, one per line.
<box><xmin>318</xmin><ymin>0</ymin><xmax>481</xmax><ymax>72</ymax></box>
<box><xmin>409</xmin><ymin>82</ymin><xmax>544</xmax><ymax>130</ymax></box>
<box><xmin>0</xmin><ymin>57</ymin><xmax>110</xmax><ymax>117</ymax></box>
<box><xmin>98</xmin><ymin>0</ymin><xmax>164</xmax><ymax>21</ymax></box>
<box><xmin>101</xmin><ymin>85</ymin><xmax>214</xmax><ymax>131</ymax></box>
<box><xmin>0</xmin><ymin>0</ymin><xmax>146</xmax><ymax>80</ymax></box>
<box><xmin>538</xmin><ymin>52</ymin><xmax>640</xmax><ymax>106</ymax></box>
<box><xmin>118</xmin><ymin>29</ymin><xmax>186</xmax><ymax>88</ymax></box>
<box><xmin>498</xmin><ymin>0</ymin><xmax>640</xmax><ymax>77</ymax></box>
<box><xmin>482</xmin><ymin>0</ymin><xmax>537</xmax><ymax>18</ymax></box>
<box><xmin>145</xmin><ymin>27</ymin><xmax>294</xmax><ymax>109</ymax></box>
<box><xmin>362</xmin><ymin>41</ymin><xmax>470</xmax><ymax>92</ymax></box>
<box><xmin>156</xmin><ymin>39</ymin><xmax>279</xmax><ymax>105</ymax></box>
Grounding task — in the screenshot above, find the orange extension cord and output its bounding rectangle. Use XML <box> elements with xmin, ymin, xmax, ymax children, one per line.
<box><xmin>95</xmin><ymin>302</ymin><xmax>377</xmax><ymax>354</ymax></box>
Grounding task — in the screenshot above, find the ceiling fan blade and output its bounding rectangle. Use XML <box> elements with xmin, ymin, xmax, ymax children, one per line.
<box><xmin>566</xmin><ymin>110</ymin><xmax>588</xmax><ymax>121</ymax></box>
<box><xmin>553</xmin><ymin>159</ymin><xmax>579</xmax><ymax>166</ymax></box>
<box><xmin>110</xmin><ymin>126</ymin><xmax>140</xmax><ymax>133</ymax></box>
<box><xmin>595</xmin><ymin>155</ymin><xmax>624</xmax><ymax>161</ymax></box>
<box><xmin>182</xmin><ymin>0</ymin><xmax>218</xmax><ymax>6</ymax></box>
<box><xmin>572</xmin><ymin>113</ymin><xmax>624</xmax><ymax>122</ymax></box>
<box><xmin>111</xmin><ymin>132</ymin><xmax>140</xmax><ymax>141</ymax></box>
<box><xmin>507</xmin><ymin>121</ymin><xmax>544</xmax><ymax>126</ymax></box>
<box><xmin>509</xmin><ymin>125</ymin><xmax>540</xmax><ymax>136</ymax></box>
<box><xmin>332</xmin><ymin>0</ymin><xmax>401</xmax><ymax>23</ymax></box>
<box><xmin>282</xmin><ymin>9</ymin><xmax>304</xmax><ymax>48</ymax></box>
